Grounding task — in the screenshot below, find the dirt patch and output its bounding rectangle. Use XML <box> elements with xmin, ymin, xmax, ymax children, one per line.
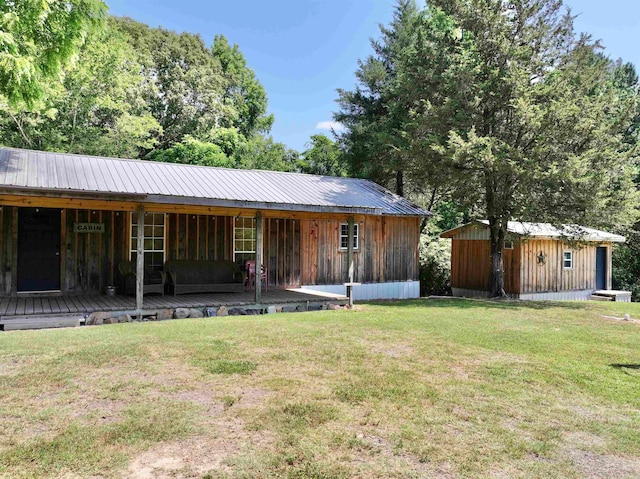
<box><xmin>125</xmin><ymin>436</ymin><xmax>231</xmax><ymax>478</ymax></box>
<box><xmin>167</xmin><ymin>388</ymin><xmax>224</xmax><ymax>415</ymax></box>
<box><xmin>366</xmin><ymin>340</ymin><xmax>414</xmax><ymax>358</ymax></box>
<box><xmin>563</xmin><ymin>449</ymin><xmax>640</xmax><ymax>479</ymax></box>
<box><xmin>236</xmin><ymin>387</ymin><xmax>270</xmax><ymax>408</ymax></box>
<box><xmin>564</xmin><ymin>431</ymin><xmax>606</xmax><ymax>449</ymax></box>
<box><xmin>124</xmin><ymin>417</ymin><xmax>275</xmax><ymax>478</ymax></box>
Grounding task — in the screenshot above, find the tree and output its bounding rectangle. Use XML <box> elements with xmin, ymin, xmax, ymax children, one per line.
<box><xmin>337</xmin><ymin>0</ymin><xmax>639</xmax><ymax>296</ymax></box>
<box><xmin>212</xmin><ymin>35</ymin><xmax>274</xmax><ymax>137</ymax></box>
<box><xmin>298</xmin><ymin>134</ymin><xmax>345</xmax><ymax>176</ymax></box>
<box><xmin>148</xmin><ymin>135</ymin><xmax>233</xmax><ymax>168</ymax></box>
<box><xmin>112</xmin><ymin>17</ymin><xmax>232</xmax><ymax>150</ymax></box>
<box><xmin>0</xmin><ymin>0</ymin><xmax>106</xmax><ymax>109</ymax></box>
<box><xmin>0</xmin><ymin>19</ymin><xmax>162</xmax><ymax>158</ymax></box>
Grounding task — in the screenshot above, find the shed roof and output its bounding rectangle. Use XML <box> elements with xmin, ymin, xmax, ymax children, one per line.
<box><xmin>0</xmin><ymin>147</ymin><xmax>429</xmax><ymax>217</ymax></box>
<box><xmin>440</xmin><ymin>220</ymin><xmax>625</xmax><ymax>243</ymax></box>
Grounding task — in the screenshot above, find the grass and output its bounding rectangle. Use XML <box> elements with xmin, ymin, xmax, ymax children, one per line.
<box><xmin>1</xmin><ymin>298</ymin><xmax>640</xmax><ymax>478</ymax></box>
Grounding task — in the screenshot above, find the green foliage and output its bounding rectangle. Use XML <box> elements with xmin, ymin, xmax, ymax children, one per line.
<box><xmin>148</xmin><ymin>135</ymin><xmax>233</xmax><ymax>168</ymax></box>
<box><xmin>212</xmin><ymin>35</ymin><xmax>274</xmax><ymax>137</ymax></box>
<box><xmin>0</xmin><ymin>18</ymin><xmax>161</xmax><ymax>157</ymax></box>
<box><xmin>199</xmin><ymin>359</ymin><xmax>257</xmax><ymax>375</ymax></box>
<box><xmin>613</xmin><ymin>227</ymin><xmax>640</xmax><ymax>300</ymax></box>
<box><xmin>419</xmin><ymin>217</ymin><xmax>451</xmax><ymax>296</ymax></box>
<box><xmin>338</xmin><ymin>0</ymin><xmax>640</xmax><ymax>296</ymax></box>
<box><xmin>0</xmin><ymin>0</ymin><xmax>107</xmax><ymax>109</ymax></box>
<box><xmin>298</xmin><ymin>135</ymin><xmax>346</xmax><ymax>176</ymax></box>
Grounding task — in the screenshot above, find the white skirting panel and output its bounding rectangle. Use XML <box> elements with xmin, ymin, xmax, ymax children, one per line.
<box><xmin>452</xmin><ymin>288</ymin><xmax>596</xmax><ymax>301</ymax></box>
<box><xmin>301</xmin><ymin>281</ymin><xmax>420</xmax><ymax>301</ymax></box>
<box><xmin>519</xmin><ymin>290</ymin><xmax>595</xmax><ymax>301</ymax></box>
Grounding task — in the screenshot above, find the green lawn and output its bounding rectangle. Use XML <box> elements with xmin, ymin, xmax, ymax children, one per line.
<box><xmin>1</xmin><ymin>299</ymin><xmax>639</xmax><ymax>478</ymax></box>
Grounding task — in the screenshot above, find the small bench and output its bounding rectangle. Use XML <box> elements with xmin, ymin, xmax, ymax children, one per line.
<box><xmin>164</xmin><ymin>260</ymin><xmax>245</xmax><ymax>295</ymax></box>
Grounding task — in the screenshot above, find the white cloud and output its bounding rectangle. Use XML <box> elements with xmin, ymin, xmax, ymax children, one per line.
<box><xmin>316</xmin><ymin>121</ymin><xmax>345</xmax><ymax>131</ymax></box>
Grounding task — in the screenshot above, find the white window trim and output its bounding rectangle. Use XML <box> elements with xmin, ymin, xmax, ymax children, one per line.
<box><xmin>503</xmin><ymin>240</ymin><xmax>514</xmax><ymax>250</ymax></box>
<box><xmin>129</xmin><ymin>212</ymin><xmax>166</xmax><ymax>266</ymax></box>
<box><xmin>563</xmin><ymin>250</ymin><xmax>573</xmax><ymax>270</ymax></box>
<box><xmin>339</xmin><ymin>223</ymin><xmax>359</xmax><ymax>251</ymax></box>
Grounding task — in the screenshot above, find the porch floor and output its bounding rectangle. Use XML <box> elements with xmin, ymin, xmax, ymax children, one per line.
<box><xmin>0</xmin><ymin>288</ymin><xmax>348</xmax><ymax>319</ymax></box>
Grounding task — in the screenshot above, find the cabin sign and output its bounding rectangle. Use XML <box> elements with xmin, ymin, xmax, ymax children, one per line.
<box><xmin>74</xmin><ymin>223</ymin><xmax>104</xmax><ymax>234</ymax></box>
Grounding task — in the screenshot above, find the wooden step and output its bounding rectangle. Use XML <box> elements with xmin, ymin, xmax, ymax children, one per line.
<box><xmin>590</xmin><ymin>295</ymin><xmax>613</xmax><ymax>302</ymax></box>
<box><xmin>0</xmin><ymin>313</ymin><xmax>85</xmax><ymax>331</ymax></box>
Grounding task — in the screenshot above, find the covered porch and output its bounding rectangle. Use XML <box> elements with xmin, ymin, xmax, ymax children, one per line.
<box><xmin>0</xmin><ymin>288</ymin><xmax>348</xmax><ymax>330</ymax></box>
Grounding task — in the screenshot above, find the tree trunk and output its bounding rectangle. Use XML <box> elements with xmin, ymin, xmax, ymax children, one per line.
<box><xmin>396</xmin><ymin>170</ymin><xmax>404</xmax><ymax>197</ymax></box>
<box><xmin>488</xmin><ymin>216</ymin><xmax>507</xmax><ymax>297</ymax></box>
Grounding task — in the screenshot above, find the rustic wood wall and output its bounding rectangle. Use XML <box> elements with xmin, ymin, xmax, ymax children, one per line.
<box><xmin>0</xmin><ymin>207</ymin><xmax>130</xmax><ymax>295</ymax></box>
<box><xmin>265</xmin><ymin>218</ymin><xmax>300</xmax><ymax>287</ymax></box>
<box><xmin>167</xmin><ymin>214</ymin><xmax>233</xmax><ymax>262</ymax></box>
<box><xmin>450</xmin><ymin>237</ymin><xmax>607</xmax><ymax>294</ymax></box>
<box><xmin>450</xmin><ymin>239</ymin><xmax>520</xmax><ymax>294</ymax></box>
<box><xmin>63</xmin><ymin>209</ymin><xmax>129</xmax><ymax>293</ymax></box>
<box><xmin>1</xmin><ymin>206</ymin><xmax>420</xmax><ymax>295</ymax></box>
<box><xmin>300</xmin><ymin>216</ymin><xmax>420</xmax><ymax>285</ymax></box>
<box><xmin>519</xmin><ymin>239</ymin><xmax>599</xmax><ymax>293</ymax></box>
<box><xmin>0</xmin><ymin>206</ymin><xmax>16</xmax><ymax>295</ymax></box>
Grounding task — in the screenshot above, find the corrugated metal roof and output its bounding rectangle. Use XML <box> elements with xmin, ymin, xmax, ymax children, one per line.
<box><xmin>0</xmin><ymin>147</ymin><xmax>430</xmax><ymax>217</ymax></box>
<box><xmin>441</xmin><ymin>220</ymin><xmax>625</xmax><ymax>243</ymax></box>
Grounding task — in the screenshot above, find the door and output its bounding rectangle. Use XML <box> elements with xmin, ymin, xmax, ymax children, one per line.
<box><xmin>595</xmin><ymin>247</ymin><xmax>607</xmax><ymax>291</ymax></box>
<box><xmin>17</xmin><ymin>208</ymin><xmax>61</xmax><ymax>291</ymax></box>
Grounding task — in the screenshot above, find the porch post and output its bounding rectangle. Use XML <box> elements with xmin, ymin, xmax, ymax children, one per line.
<box><xmin>255</xmin><ymin>212</ymin><xmax>263</xmax><ymax>304</ymax></box>
<box><xmin>136</xmin><ymin>205</ymin><xmax>145</xmax><ymax>317</ymax></box>
<box><xmin>347</xmin><ymin>216</ymin><xmax>355</xmax><ymax>283</ymax></box>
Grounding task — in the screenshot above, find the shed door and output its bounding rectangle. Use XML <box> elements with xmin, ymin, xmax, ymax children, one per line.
<box><xmin>17</xmin><ymin>208</ymin><xmax>61</xmax><ymax>292</ymax></box>
<box><xmin>595</xmin><ymin>247</ymin><xmax>607</xmax><ymax>291</ymax></box>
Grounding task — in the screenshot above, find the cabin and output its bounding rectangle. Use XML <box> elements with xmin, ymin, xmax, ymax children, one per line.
<box><xmin>441</xmin><ymin>220</ymin><xmax>630</xmax><ymax>301</ymax></box>
<box><xmin>0</xmin><ymin>147</ymin><xmax>429</xmax><ymax>327</ymax></box>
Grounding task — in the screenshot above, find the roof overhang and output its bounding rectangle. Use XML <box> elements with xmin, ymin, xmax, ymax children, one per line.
<box><xmin>0</xmin><ymin>186</ymin><xmax>429</xmax><ymax>217</ymax></box>
<box><xmin>440</xmin><ymin>219</ymin><xmax>626</xmax><ymax>243</ymax></box>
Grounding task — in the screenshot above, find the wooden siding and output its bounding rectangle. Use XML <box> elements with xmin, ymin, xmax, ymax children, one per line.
<box><xmin>450</xmin><ymin>240</ymin><xmax>520</xmax><ymax>294</ymax></box>
<box><xmin>1</xmin><ymin>202</ymin><xmax>420</xmax><ymax>295</ymax></box>
<box><xmin>449</xmin><ymin>237</ymin><xmax>610</xmax><ymax>295</ymax></box>
<box><xmin>64</xmin><ymin>209</ymin><xmax>129</xmax><ymax>293</ymax></box>
<box><xmin>300</xmin><ymin>216</ymin><xmax>420</xmax><ymax>285</ymax></box>
<box><xmin>167</xmin><ymin>214</ymin><xmax>233</xmax><ymax>262</ymax></box>
<box><xmin>519</xmin><ymin>239</ymin><xmax>601</xmax><ymax>293</ymax></box>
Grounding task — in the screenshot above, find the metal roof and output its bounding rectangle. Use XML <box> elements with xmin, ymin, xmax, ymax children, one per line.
<box><xmin>441</xmin><ymin>220</ymin><xmax>625</xmax><ymax>243</ymax></box>
<box><xmin>0</xmin><ymin>147</ymin><xmax>430</xmax><ymax>217</ymax></box>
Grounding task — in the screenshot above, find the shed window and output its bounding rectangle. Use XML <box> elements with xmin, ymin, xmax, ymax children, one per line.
<box><xmin>234</xmin><ymin>217</ymin><xmax>256</xmax><ymax>263</ymax></box>
<box><xmin>504</xmin><ymin>240</ymin><xmax>514</xmax><ymax>250</ymax></box>
<box><xmin>563</xmin><ymin>250</ymin><xmax>573</xmax><ymax>270</ymax></box>
<box><xmin>130</xmin><ymin>212</ymin><xmax>165</xmax><ymax>271</ymax></box>
<box><xmin>340</xmin><ymin>223</ymin><xmax>359</xmax><ymax>250</ymax></box>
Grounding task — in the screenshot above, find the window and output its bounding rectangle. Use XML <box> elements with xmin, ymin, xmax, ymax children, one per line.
<box><xmin>563</xmin><ymin>250</ymin><xmax>573</xmax><ymax>270</ymax></box>
<box><xmin>340</xmin><ymin>223</ymin><xmax>359</xmax><ymax>250</ymax></box>
<box><xmin>130</xmin><ymin>212</ymin><xmax>165</xmax><ymax>271</ymax></box>
<box><xmin>234</xmin><ymin>217</ymin><xmax>256</xmax><ymax>263</ymax></box>
<box><xmin>504</xmin><ymin>240</ymin><xmax>514</xmax><ymax>250</ymax></box>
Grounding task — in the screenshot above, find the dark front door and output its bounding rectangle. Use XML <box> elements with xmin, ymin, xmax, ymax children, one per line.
<box><xmin>17</xmin><ymin>208</ymin><xmax>61</xmax><ymax>291</ymax></box>
<box><xmin>595</xmin><ymin>247</ymin><xmax>607</xmax><ymax>291</ymax></box>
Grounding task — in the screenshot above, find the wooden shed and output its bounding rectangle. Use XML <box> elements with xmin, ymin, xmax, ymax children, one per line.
<box><xmin>0</xmin><ymin>147</ymin><xmax>429</xmax><ymax>324</ymax></box>
<box><xmin>441</xmin><ymin>220</ymin><xmax>629</xmax><ymax>301</ymax></box>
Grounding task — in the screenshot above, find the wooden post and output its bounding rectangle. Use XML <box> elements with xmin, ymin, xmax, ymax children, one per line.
<box><xmin>347</xmin><ymin>216</ymin><xmax>355</xmax><ymax>283</ymax></box>
<box><xmin>136</xmin><ymin>205</ymin><xmax>145</xmax><ymax>317</ymax></box>
<box><xmin>255</xmin><ymin>212</ymin><xmax>263</xmax><ymax>304</ymax></box>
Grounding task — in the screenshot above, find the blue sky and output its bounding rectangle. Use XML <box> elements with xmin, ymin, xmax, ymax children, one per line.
<box><xmin>105</xmin><ymin>0</ymin><xmax>640</xmax><ymax>152</ymax></box>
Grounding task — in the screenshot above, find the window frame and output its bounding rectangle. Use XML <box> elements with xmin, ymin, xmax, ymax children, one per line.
<box><xmin>563</xmin><ymin>250</ymin><xmax>573</xmax><ymax>270</ymax></box>
<box><xmin>129</xmin><ymin>212</ymin><xmax>166</xmax><ymax>271</ymax></box>
<box><xmin>233</xmin><ymin>217</ymin><xmax>256</xmax><ymax>263</ymax></box>
<box><xmin>339</xmin><ymin>223</ymin><xmax>359</xmax><ymax>251</ymax></box>
<box><xmin>503</xmin><ymin>240</ymin><xmax>514</xmax><ymax>250</ymax></box>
